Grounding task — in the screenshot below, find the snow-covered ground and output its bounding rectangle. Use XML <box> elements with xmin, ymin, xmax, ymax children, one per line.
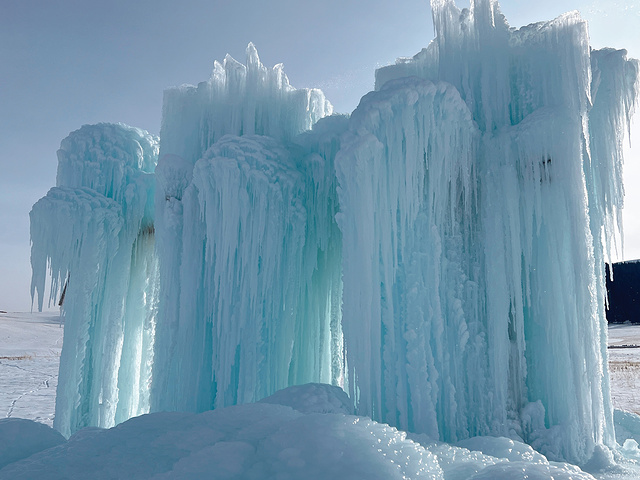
<box><xmin>4</xmin><ymin>312</ymin><xmax>640</xmax><ymax>430</ymax></box>
<box><xmin>0</xmin><ymin>312</ymin><xmax>62</xmax><ymax>427</ymax></box>
<box><xmin>608</xmin><ymin>323</ymin><xmax>640</xmax><ymax>416</ymax></box>
<box><xmin>4</xmin><ymin>312</ymin><xmax>640</xmax><ymax>479</ymax></box>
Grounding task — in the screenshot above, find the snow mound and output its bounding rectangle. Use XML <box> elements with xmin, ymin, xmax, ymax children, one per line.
<box><xmin>0</xmin><ymin>403</ymin><xmax>440</xmax><ymax>479</ymax></box>
<box><xmin>0</xmin><ymin>419</ymin><xmax>65</xmax><ymax>470</ymax></box>
<box><xmin>0</xmin><ymin>384</ymin><xmax>611</xmax><ymax>479</ymax></box>
<box><xmin>259</xmin><ymin>383</ymin><xmax>354</xmax><ymax>414</ymax></box>
<box><xmin>466</xmin><ymin>461</ymin><xmax>595</xmax><ymax>480</ymax></box>
<box><xmin>456</xmin><ymin>436</ymin><xmax>547</xmax><ymax>464</ymax></box>
<box><xmin>407</xmin><ymin>433</ymin><xmax>502</xmax><ymax>479</ymax></box>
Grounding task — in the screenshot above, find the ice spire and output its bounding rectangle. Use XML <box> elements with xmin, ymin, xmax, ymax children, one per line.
<box><xmin>159</xmin><ymin>43</ymin><xmax>332</xmax><ymax>165</ymax></box>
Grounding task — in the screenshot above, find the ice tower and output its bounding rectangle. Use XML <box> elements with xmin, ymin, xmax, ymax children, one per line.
<box><xmin>30</xmin><ymin>124</ymin><xmax>159</xmax><ymax>437</ymax></box>
<box><xmin>31</xmin><ymin>0</ymin><xmax>639</xmax><ymax>466</ymax></box>
<box><xmin>150</xmin><ymin>45</ymin><xmax>341</xmax><ymax>413</ymax></box>
<box><xmin>341</xmin><ymin>0</ymin><xmax>638</xmax><ymax>462</ymax></box>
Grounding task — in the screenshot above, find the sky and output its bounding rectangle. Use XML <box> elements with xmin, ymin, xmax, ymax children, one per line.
<box><xmin>0</xmin><ymin>0</ymin><xmax>638</xmax><ymax>312</ymax></box>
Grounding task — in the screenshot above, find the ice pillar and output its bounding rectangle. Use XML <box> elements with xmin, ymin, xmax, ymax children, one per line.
<box><xmin>341</xmin><ymin>0</ymin><xmax>638</xmax><ymax>463</ymax></box>
<box><xmin>30</xmin><ymin>124</ymin><xmax>158</xmax><ymax>437</ymax></box>
<box><xmin>151</xmin><ymin>45</ymin><xmax>341</xmax><ymax>412</ymax></box>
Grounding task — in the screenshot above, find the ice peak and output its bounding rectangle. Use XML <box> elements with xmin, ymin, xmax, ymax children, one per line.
<box><xmin>246</xmin><ymin>42</ymin><xmax>261</xmax><ymax>69</ymax></box>
<box><xmin>160</xmin><ymin>46</ymin><xmax>332</xmax><ymax>161</ymax></box>
<box><xmin>222</xmin><ymin>53</ymin><xmax>245</xmax><ymax>73</ymax></box>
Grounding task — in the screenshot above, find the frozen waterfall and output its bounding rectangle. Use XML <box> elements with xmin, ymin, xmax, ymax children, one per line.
<box><xmin>30</xmin><ymin>0</ymin><xmax>638</xmax><ymax>465</ymax></box>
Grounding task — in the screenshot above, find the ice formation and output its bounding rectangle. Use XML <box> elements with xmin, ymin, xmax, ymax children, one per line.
<box><xmin>30</xmin><ymin>0</ymin><xmax>639</xmax><ymax>468</ymax></box>
<box><xmin>340</xmin><ymin>1</ymin><xmax>638</xmax><ymax>463</ymax></box>
<box><xmin>150</xmin><ymin>46</ymin><xmax>341</xmax><ymax>413</ymax></box>
<box><xmin>30</xmin><ymin>124</ymin><xmax>159</xmax><ymax>437</ymax></box>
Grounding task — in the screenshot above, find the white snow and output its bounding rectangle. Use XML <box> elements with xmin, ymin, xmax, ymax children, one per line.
<box><xmin>0</xmin><ymin>418</ymin><xmax>65</xmax><ymax>470</ymax></box>
<box><xmin>0</xmin><ymin>385</ymin><xmax>445</xmax><ymax>479</ymax></box>
<box><xmin>0</xmin><ymin>382</ymin><xmax>604</xmax><ymax>480</ymax></box>
<box><xmin>259</xmin><ymin>382</ymin><xmax>354</xmax><ymax>415</ymax></box>
<box><xmin>608</xmin><ymin>324</ymin><xmax>640</xmax><ymax>417</ymax></box>
<box><xmin>0</xmin><ymin>312</ymin><xmax>62</xmax><ymax>427</ymax></box>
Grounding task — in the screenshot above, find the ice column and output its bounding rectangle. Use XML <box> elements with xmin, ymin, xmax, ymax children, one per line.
<box><xmin>30</xmin><ymin>124</ymin><xmax>159</xmax><ymax>437</ymax></box>
<box><xmin>339</xmin><ymin>0</ymin><xmax>639</xmax><ymax>463</ymax></box>
<box><xmin>336</xmin><ymin>78</ymin><xmax>481</xmax><ymax>440</ymax></box>
<box><xmin>151</xmin><ymin>46</ymin><xmax>341</xmax><ymax>412</ymax></box>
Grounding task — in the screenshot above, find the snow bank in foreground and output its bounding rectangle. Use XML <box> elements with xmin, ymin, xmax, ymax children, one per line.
<box><xmin>0</xmin><ymin>419</ymin><xmax>65</xmax><ymax>470</ymax></box>
<box><xmin>0</xmin><ymin>384</ymin><xmax>611</xmax><ymax>480</ymax></box>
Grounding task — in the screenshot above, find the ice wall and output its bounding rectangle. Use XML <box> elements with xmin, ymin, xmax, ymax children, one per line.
<box><xmin>336</xmin><ymin>77</ymin><xmax>480</xmax><ymax>440</ymax></box>
<box><xmin>30</xmin><ymin>124</ymin><xmax>159</xmax><ymax>437</ymax></box>
<box><xmin>151</xmin><ymin>46</ymin><xmax>342</xmax><ymax>412</ymax></box>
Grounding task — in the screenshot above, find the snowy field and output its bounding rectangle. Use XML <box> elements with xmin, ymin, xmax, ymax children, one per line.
<box><xmin>4</xmin><ymin>312</ymin><xmax>640</xmax><ymax>478</ymax></box>
<box><xmin>608</xmin><ymin>323</ymin><xmax>640</xmax><ymax>415</ymax></box>
<box><xmin>0</xmin><ymin>312</ymin><xmax>62</xmax><ymax>427</ymax></box>
<box><xmin>4</xmin><ymin>312</ymin><xmax>640</xmax><ymax>431</ymax></box>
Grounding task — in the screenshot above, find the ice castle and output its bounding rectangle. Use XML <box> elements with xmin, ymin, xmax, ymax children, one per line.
<box><xmin>30</xmin><ymin>0</ymin><xmax>638</xmax><ymax>464</ymax></box>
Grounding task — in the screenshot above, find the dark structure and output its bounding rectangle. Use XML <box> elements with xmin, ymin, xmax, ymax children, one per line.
<box><xmin>606</xmin><ymin>260</ymin><xmax>640</xmax><ymax>323</ymax></box>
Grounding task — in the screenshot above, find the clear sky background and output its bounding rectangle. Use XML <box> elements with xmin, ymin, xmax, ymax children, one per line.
<box><xmin>0</xmin><ymin>0</ymin><xmax>638</xmax><ymax>312</ymax></box>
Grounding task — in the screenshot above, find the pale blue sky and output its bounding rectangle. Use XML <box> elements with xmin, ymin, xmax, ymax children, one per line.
<box><xmin>1</xmin><ymin>0</ymin><xmax>638</xmax><ymax>312</ymax></box>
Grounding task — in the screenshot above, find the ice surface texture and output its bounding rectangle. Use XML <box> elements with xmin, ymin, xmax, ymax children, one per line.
<box><xmin>30</xmin><ymin>0</ymin><xmax>639</xmax><ymax>467</ymax></box>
